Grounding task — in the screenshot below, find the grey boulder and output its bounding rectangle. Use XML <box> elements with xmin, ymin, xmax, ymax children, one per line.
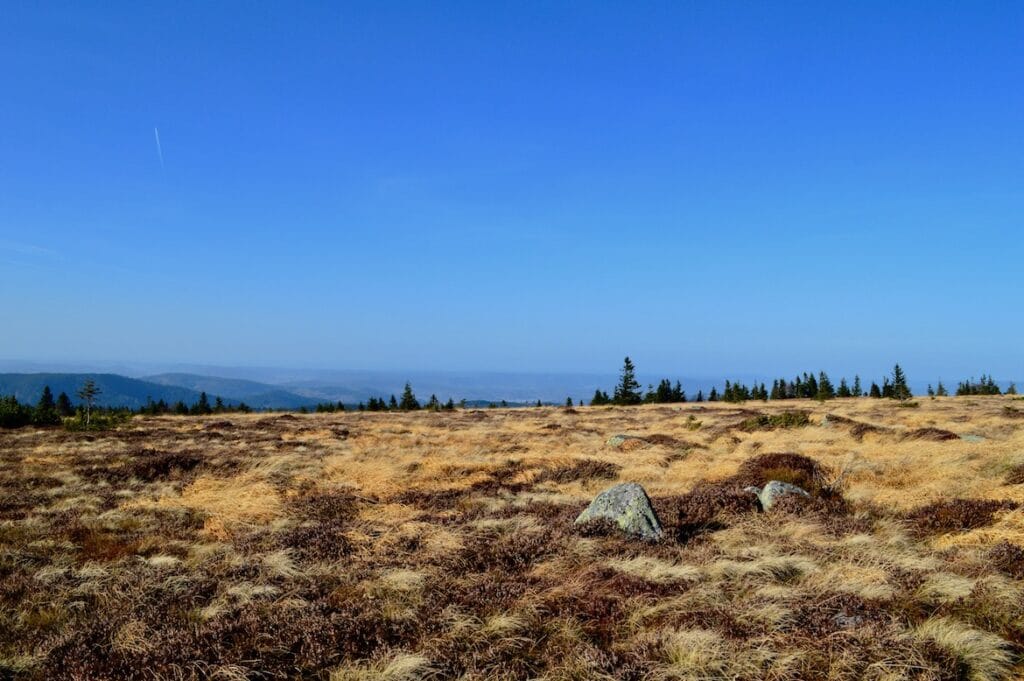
<box><xmin>744</xmin><ymin>480</ymin><xmax>810</xmax><ymax>512</ymax></box>
<box><xmin>575</xmin><ymin>482</ymin><xmax>664</xmax><ymax>541</ymax></box>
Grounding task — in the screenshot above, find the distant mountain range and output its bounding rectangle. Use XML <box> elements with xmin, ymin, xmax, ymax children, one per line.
<box><xmin>0</xmin><ymin>373</ymin><xmax>318</xmax><ymax>410</ymax></box>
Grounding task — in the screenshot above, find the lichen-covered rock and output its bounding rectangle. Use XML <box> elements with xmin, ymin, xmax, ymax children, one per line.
<box><xmin>574</xmin><ymin>482</ymin><xmax>663</xmax><ymax>541</ymax></box>
<box><xmin>744</xmin><ymin>480</ymin><xmax>810</xmax><ymax>512</ymax></box>
<box><xmin>606</xmin><ymin>434</ymin><xmax>648</xmax><ymax>450</ymax></box>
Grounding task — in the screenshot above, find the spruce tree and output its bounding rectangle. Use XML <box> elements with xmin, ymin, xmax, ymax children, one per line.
<box><xmin>837</xmin><ymin>378</ymin><xmax>851</xmax><ymax>398</ymax></box>
<box><xmin>56</xmin><ymin>392</ymin><xmax>74</xmax><ymax>417</ymax></box>
<box><xmin>816</xmin><ymin>372</ymin><xmax>835</xmax><ymax>400</ymax></box>
<box><xmin>695</xmin><ymin>390</ymin><xmax>704</xmax><ymax>403</ymax></box>
<box><xmin>891</xmin><ymin>364</ymin><xmax>912</xmax><ymax>400</ymax></box>
<box><xmin>936</xmin><ymin>381</ymin><xmax>948</xmax><ymax>397</ymax></box>
<box><xmin>399</xmin><ymin>382</ymin><xmax>420</xmax><ymax>411</ymax></box>
<box><xmin>1007</xmin><ymin>383</ymin><xmax>1018</xmax><ymax>396</ymax></box>
<box><xmin>193</xmin><ymin>392</ymin><xmax>212</xmax><ymax>415</ymax></box>
<box><xmin>33</xmin><ymin>386</ymin><xmax>59</xmax><ymax>425</ymax></box>
<box><xmin>852</xmin><ymin>375</ymin><xmax>862</xmax><ymax>397</ymax></box>
<box><xmin>869</xmin><ymin>382</ymin><xmax>882</xmax><ymax>399</ymax></box>
<box><xmin>708</xmin><ymin>387</ymin><xmax>719</xmax><ymax>402</ymax></box>
<box><xmin>927</xmin><ymin>384</ymin><xmax>935</xmax><ymax>398</ymax></box>
<box><xmin>566</xmin><ymin>397</ymin><xmax>573</xmax><ymax>407</ymax></box>
<box><xmin>613</xmin><ymin>356</ymin><xmax>643</xmax><ymax>406</ymax></box>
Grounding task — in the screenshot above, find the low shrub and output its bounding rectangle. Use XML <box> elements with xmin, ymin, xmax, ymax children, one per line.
<box><xmin>906</xmin><ymin>498</ymin><xmax>1018</xmax><ymax>535</ymax></box>
<box><xmin>739</xmin><ymin>411</ymin><xmax>810</xmax><ymax>431</ymax></box>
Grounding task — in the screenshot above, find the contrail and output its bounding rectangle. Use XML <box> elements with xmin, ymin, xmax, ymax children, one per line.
<box><xmin>154</xmin><ymin>127</ymin><xmax>164</xmax><ymax>169</ymax></box>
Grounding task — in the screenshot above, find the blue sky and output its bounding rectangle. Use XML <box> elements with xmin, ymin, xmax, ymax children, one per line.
<box><xmin>2</xmin><ymin>2</ymin><xmax>1022</xmax><ymax>381</ymax></box>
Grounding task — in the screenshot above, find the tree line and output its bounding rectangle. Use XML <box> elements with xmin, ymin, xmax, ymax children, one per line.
<box><xmin>348</xmin><ymin>382</ymin><xmax>457</xmax><ymax>413</ymax></box>
<box><xmin>584</xmin><ymin>357</ymin><xmax>1018</xmax><ymax>407</ymax></box>
<box><xmin>1</xmin><ymin>365</ymin><xmax>1020</xmax><ymax>429</ymax></box>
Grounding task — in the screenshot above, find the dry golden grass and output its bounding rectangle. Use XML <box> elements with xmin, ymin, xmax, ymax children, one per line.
<box><xmin>1</xmin><ymin>397</ymin><xmax>1024</xmax><ymax>679</ymax></box>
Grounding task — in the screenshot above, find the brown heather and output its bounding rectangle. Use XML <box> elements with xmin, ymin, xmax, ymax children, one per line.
<box><xmin>2</xmin><ymin>396</ymin><xmax>1024</xmax><ymax>679</ymax></box>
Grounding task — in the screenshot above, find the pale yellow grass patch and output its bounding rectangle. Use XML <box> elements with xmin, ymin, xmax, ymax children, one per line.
<box><xmin>605</xmin><ymin>556</ymin><xmax>702</xmax><ymax>584</ymax></box>
<box><xmin>157</xmin><ymin>474</ymin><xmax>282</xmax><ymax>523</ymax></box>
<box><xmin>915</xmin><ymin>617</ymin><xmax>1014</xmax><ymax>681</ymax></box>
<box><xmin>329</xmin><ymin>652</ymin><xmax>436</xmax><ymax>681</ymax></box>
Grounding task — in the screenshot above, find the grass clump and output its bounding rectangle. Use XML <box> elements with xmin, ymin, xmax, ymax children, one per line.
<box><xmin>738</xmin><ymin>410</ymin><xmax>810</xmax><ymax>431</ymax></box>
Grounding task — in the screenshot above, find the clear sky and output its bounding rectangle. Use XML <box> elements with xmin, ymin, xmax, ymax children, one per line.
<box><xmin>2</xmin><ymin>2</ymin><xmax>1022</xmax><ymax>381</ymax></box>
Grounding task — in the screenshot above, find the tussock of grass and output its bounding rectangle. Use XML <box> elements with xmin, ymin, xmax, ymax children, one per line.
<box><xmin>915</xmin><ymin>616</ymin><xmax>1014</xmax><ymax>681</ymax></box>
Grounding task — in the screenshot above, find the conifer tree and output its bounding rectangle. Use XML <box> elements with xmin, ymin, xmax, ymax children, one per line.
<box><xmin>708</xmin><ymin>387</ymin><xmax>719</xmax><ymax>402</ymax></box>
<box><xmin>56</xmin><ymin>392</ymin><xmax>74</xmax><ymax>417</ymax></box>
<box><xmin>389</xmin><ymin>395</ymin><xmax>398</xmax><ymax>410</ymax></box>
<box><xmin>869</xmin><ymin>382</ymin><xmax>882</xmax><ymax>399</ymax></box>
<box><xmin>837</xmin><ymin>378</ymin><xmax>851</xmax><ymax>398</ymax></box>
<box><xmin>444</xmin><ymin>398</ymin><xmax>455</xmax><ymax>410</ymax></box>
<box><xmin>32</xmin><ymin>386</ymin><xmax>59</xmax><ymax>425</ymax></box>
<box><xmin>816</xmin><ymin>372</ymin><xmax>835</xmax><ymax>400</ymax></box>
<box><xmin>192</xmin><ymin>392</ymin><xmax>212</xmax><ymax>415</ymax></box>
<box><xmin>566</xmin><ymin>397</ymin><xmax>573</xmax><ymax>407</ymax></box>
<box><xmin>77</xmin><ymin>379</ymin><xmax>101</xmax><ymax>427</ymax></box>
<box><xmin>852</xmin><ymin>375</ymin><xmax>862</xmax><ymax>397</ymax></box>
<box><xmin>891</xmin><ymin>364</ymin><xmax>912</xmax><ymax>400</ymax></box>
<box><xmin>936</xmin><ymin>381</ymin><xmax>948</xmax><ymax>397</ymax></box>
<box><xmin>927</xmin><ymin>384</ymin><xmax>935</xmax><ymax>397</ymax></box>
<box><xmin>399</xmin><ymin>382</ymin><xmax>420</xmax><ymax>411</ymax></box>
<box><xmin>1007</xmin><ymin>383</ymin><xmax>1018</xmax><ymax>395</ymax></box>
<box><xmin>613</xmin><ymin>356</ymin><xmax>643</xmax><ymax>406</ymax></box>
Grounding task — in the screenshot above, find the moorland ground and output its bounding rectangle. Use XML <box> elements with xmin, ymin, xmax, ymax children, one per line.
<box><xmin>3</xmin><ymin>397</ymin><xmax>1024</xmax><ymax>680</ymax></box>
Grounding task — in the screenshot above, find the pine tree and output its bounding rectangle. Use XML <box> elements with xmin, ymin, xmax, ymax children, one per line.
<box><xmin>869</xmin><ymin>382</ymin><xmax>882</xmax><ymax>399</ymax></box>
<box><xmin>77</xmin><ymin>379</ymin><xmax>101</xmax><ymax>427</ymax></box>
<box><xmin>891</xmin><ymin>364</ymin><xmax>912</xmax><ymax>401</ymax></box>
<box><xmin>566</xmin><ymin>397</ymin><xmax>573</xmax><ymax>407</ymax></box>
<box><xmin>1007</xmin><ymin>383</ymin><xmax>1018</xmax><ymax>396</ymax></box>
<box><xmin>708</xmin><ymin>387</ymin><xmax>719</xmax><ymax>402</ymax></box>
<box><xmin>852</xmin><ymin>375</ymin><xmax>862</xmax><ymax>397</ymax></box>
<box><xmin>936</xmin><ymin>381</ymin><xmax>948</xmax><ymax>397</ymax></box>
<box><xmin>444</xmin><ymin>398</ymin><xmax>455</xmax><ymax>410</ymax></box>
<box><xmin>613</xmin><ymin>357</ymin><xmax>643</xmax><ymax>406</ymax></box>
<box><xmin>426</xmin><ymin>394</ymin><xmax>441</xmax><ymax>411</ymax></box>
<box><xmin>389</xmin><ymin>395</ymin><xmax>398</xmax><ymax>410</ymax></box>
<box><xmin>173</xmin><ymin>400</ymin><xmax>189</xmax><ymax>415</ymax></box>
<box><xmin>927</xmin><ymin>384</ymin><xmax>935</xmax><ymax>398</ymax></box>
<box><xmin>399</xmin><ymin>382</ymin><xmax>420</xmax><ymax>411</ymax></box>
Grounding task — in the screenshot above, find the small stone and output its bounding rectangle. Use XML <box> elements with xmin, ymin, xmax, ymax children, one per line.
<box><xmin>744</xmin><ymin>480</ymin><xmax>810</xmax><ymax>512</ymax></box>
<box><xmin>575</xmin><ymin>482</ymin><xmax>664</xmax><ymax>541</ymax></box>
